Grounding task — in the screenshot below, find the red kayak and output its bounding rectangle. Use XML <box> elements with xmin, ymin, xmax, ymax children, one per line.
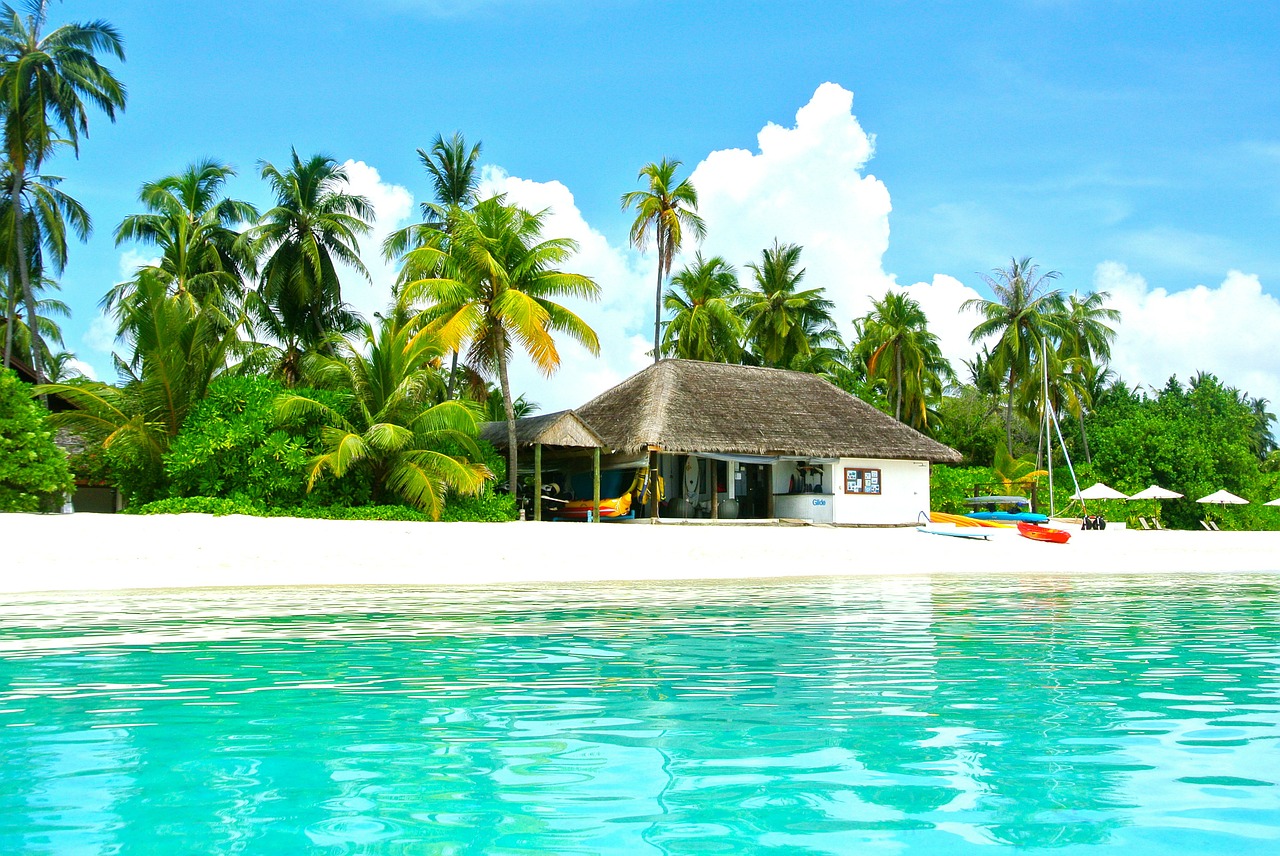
<box><xmin>1017</xmin><ymin>521</ymin><xmax>1071</xmax><ymax>544</ymax></box>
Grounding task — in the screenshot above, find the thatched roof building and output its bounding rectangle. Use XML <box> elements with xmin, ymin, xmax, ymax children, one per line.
<box><xmin>574</xmin><ymin>359</ymin><xmax>962</xmax><ymax>463</ymax></box>
<box><xmin>479</xmin><ymin>409</ymin><xmax>603</xmax><ymax>449</ymax></box>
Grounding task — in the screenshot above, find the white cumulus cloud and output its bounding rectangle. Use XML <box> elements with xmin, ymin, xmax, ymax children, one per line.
<box><xmin>338</xmin><ymin>159</ymin><xmax>415</xmax><ymax>323</ymax></box>
<box><xmin>689</xmin><ymin>82</ymin><xmax>896</xmax><ymax>328</ymax></box>
<box><xmin>1095</xmin><ymin>261</ymin><xmax>1280</xmax><ymax>405</ymax></box>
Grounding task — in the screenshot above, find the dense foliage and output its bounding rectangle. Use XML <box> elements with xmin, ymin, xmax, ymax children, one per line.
<box><xmin>0</xmin><ymin>368</ymin><xmax>72</xmax><ymax>511</ymax></box>
<box><xmin>165</xmin><ymin>375</ymin><xmax>371</xmax><ymax>507</ymax></box>
<box><xmin>1086</xmin><ymin>375</ymin><xmax>1279</xmax><ymax>530</ymax></box>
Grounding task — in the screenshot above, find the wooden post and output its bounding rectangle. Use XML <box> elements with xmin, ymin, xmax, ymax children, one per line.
<box><xmin>534</xmin><ymin>442</ymin><xmax>542</xmax><ymax>522</ymax></box>
<box><xmin>648</xmin><ymin>449</ymin><xmax>659</xmax><ymax>520</ymax></box>
<box><xmin>766</xmin><ymin>464</ymin><xmax>775</xmax><ymax>519</ymax></box>
<box><xmin>711</xmin><ymin>460</ymin><xmax>719</xmax><ymax>520</ymax></box>
<box><xmin>592</xmin><ymin>446</ymin><xmax>601</xmax><ymax>523</ymax></box>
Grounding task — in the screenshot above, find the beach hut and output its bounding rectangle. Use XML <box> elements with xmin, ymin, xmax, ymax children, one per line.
<box><xmin>479</xmin><ymin>410</ymin><xmax>606</xmax><ymax>521</ymax></box>
<box><xmin>569</xmin><ymin>359</ymin><xmax>962</xmax><ymax>524</ymax></box>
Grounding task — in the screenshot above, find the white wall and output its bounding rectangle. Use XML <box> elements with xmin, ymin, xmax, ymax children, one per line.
<box><xmin>831</xmin><ymin>458</ymin><xmax>931</xmax><ymax>525</ymax></box>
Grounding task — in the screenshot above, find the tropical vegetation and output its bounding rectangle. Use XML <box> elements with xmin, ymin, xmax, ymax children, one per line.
<box><xmin>0</xmin><ymin>365</ymin><xmax>71</xmax><ymax>510</ymax></box>
<box><xmin>2</xmin><ymin>5</ymin><xmax>1275</xmax><ymax>530</ymax></box>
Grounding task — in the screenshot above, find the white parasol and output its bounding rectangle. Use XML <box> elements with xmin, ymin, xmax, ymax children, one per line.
<box><xmin>1196</xmin><ymin>489</ymin><xmax>1250</xmax><ymax>505</ymax></box>
<box><xmin>1072</xmin><ymin>482</ymin><xmax>1129</xmax><ymax>500</ymax></box>
<box><xmin>1128</xmin><ymin>485</ymin><xmax>1184</xmax><ymax>500</ymax></box>
<box><xmin>1266</xmin><ymin>497</ymin><xmax>1280</xmax><ymax>507</ymax></box>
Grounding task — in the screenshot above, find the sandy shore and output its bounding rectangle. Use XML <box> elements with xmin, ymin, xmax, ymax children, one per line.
<box><xmin>2</xmin><ymin>512</ymin><xmax>1278</xmax><ymax>594</ymax></box>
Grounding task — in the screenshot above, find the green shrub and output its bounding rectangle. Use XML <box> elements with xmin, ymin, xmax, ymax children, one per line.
<box><xmin>164</xmin><ymin>376</ymin><xmax>371</xmax><ymax>508</ymax></box>
<box><xmin>929</xmin><ymin>465</ymin><xmax>993</xmax><ymax>514</ymax></box>
<box><xmin>127</xmin><ymin>496</ymin><xmax>266</xmax><ymax>516</ymax></box>
<box><xmin>437</xmin><ymin>437</ymin><xmax>517</xmax><ymax>522</ymax></box>
<box><xmin>128</xmin><ymin>496</ymin><xmax>435</xmax><ymax>522</ymax></box>
<box><xmin>0</xmin><ymin>369</ymin><xmax>73</xmax><ymax>512</ymax></box>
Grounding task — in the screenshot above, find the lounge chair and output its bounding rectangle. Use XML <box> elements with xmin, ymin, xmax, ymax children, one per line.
<box><xmin>1199</xmin><ymin>520</ymin><xmax>1217</xmax><ymax>531</ymax></box>
<box><xmin>1209</xmin><ymin>520</ymin><xmax>1221</xmax><ymax>531</ymax></box>
<box><xmin>1152</xmin><ymin>518</ymin><xmax>1165</xmax><ymax>530</ymax></box>
<box><xmin>1138</xmin><ymin>517</ymin><xmax>1152</xmax><ymax>530</ymax></box>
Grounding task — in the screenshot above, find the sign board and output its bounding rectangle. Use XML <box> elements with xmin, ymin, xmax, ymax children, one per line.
<box><xmin>844</xmin><ymin>467</ymin><xmax>882</xmax><ymax>495</ymax></box>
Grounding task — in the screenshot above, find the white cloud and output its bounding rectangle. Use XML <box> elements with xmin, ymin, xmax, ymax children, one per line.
<box><xmin>118</xmin><ymin>249</ymin><xmax>159</xmax><ymax>280</ymax></box>
<box><xmin>689</xmin><ymin>82</ymin><xmax>896</xmax><ymax>328</ymax></box>
<box><xmin>83</xmin><ymin>312</ymin><xmax>117</xmax><ymax>356</ymax></box>
<box><xmin>1096</xmin><ymin>261</ymin><xmax>1280</xmax><ymax>405</ymax></box>
<box><xmin>467</xmin><ymin>83</ymin><xmax>982</xmax><ymax>410</ymax></box>
<box><xmin>338</xmin><ymin>159</ymin><xmax>415</xmax><ymax>323</ymax></box>
<box><xmin>902</xmin><ymin>274</ymin><xmax>985</xmax><ymax>370</ymax></box>
<box><xmin>65</xmin><ymin>358</ymin><xmax>97</xmax><ymax>381</ymax></box>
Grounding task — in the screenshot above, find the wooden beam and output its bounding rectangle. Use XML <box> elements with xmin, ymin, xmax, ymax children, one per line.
<box><xmin>534</xmin><ymin>442</ymin><xmax>542</xmax><ymax>522</ymax></box>
<box><xmin>648</xmin><ymin>450</ymin><xmax>659</xmax><ymax>520</ymax></box>
<box><xmin>593</xmin><ymin>446</ymin><xmax>601</xmax><ymax>523</ymax></box>
<box><xmin>711</xmin><ymin>459</ymin><xmax>719</xmax><ymax>520</ymax></box>
<box><xmin>766</xmin><ymin>464</ymin><xmax>775</xmax><ymax>519</ymax></box>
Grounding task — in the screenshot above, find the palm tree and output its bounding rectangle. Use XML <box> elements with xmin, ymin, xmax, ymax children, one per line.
<box><xmin>249</xmin><ymin>150</ymin><xmax>373</xmax><ymax>385</ymax></box>
<box><xmin>275</xmin><ymin>312</ymin><xmax>491</xmax><ymax>518</ymax></box>
<box><xmin>384</xmin><ymin>132</ymin><xmax>483</xmax><ymax>397</ymax></box>
<box><xmin>739</xmin><ymin>240</ymin><xmax>840</xmax><ymax>369</ymax></box>
<box><xmin>400</xmin><ymin>196</ymin><xmax>600</xmax><ymax>495</ymax></box>
<box><xmin>621</xmin><ymin>158</ymin><xmax>706</xmax><ymax>362</ymax></box>
<box><xmin>105</xmin><ymin>160</ymin><xmax>258</xmax><ymax>324</ymax></box>
<box><xmin>661</xmin><ymin>253</ymin><xmax>742</xmax><ymax>361</ymax></box>
<box><xmin>963</xmin><ymin>257</ymin><xmax>1066</xmax><ymax>456</ymax></box>
<box><xmin>2</xmin><ymin>278</ymin><xmax>67</xmax><ymax>372</ymax></box>
<box><xmin>1</xmin><ymin>161</ymin><xmax>89</xmax><ymax>369</ymax></box>
<box><xmin>855</xmin><ymin>290</ymin><xmax>953</xmax><ymax>429</ymax></box>
<box><xmin>0</xmin><ymin>1</ymin><xmax>126</xmax><ymax>382</ymax></box>
<box><xmin>34</xmin><ymin>277</ymin><xmax>252</xmax><ymax>501</ymax></box>
<box><xmin>1053</xmin><ymin>291</ymin><xmax>1120</xmax><ymax>463</ymax></box>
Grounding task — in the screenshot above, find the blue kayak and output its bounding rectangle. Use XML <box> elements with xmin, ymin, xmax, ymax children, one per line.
<box><xmin>966</xmin><ymin>511</ymin><xmax>1050</xmax><ymax>523</ymax></box>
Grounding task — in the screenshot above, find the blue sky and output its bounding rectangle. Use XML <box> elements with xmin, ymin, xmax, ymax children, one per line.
<box><xmin>46</xmin><ymin>0</ymin><xmax>1280</xmax><ymax>407</ymax></box>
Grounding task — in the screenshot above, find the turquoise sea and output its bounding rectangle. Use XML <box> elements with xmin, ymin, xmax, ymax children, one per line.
<box><xmin>1</xmin><ymin>576</ymin><xmax>1278</xmax><ymax>854</ymax></box>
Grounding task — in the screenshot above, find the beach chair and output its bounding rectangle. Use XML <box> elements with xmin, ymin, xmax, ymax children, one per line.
<box><xmin>1199</xmin><ymin>520</ymin><xmax>1216</xmax><ymax>531</ymax></box>
<box><xmin>1152</xmin><ymin>518</ymin><xmax>1165</xmax><ymax>530</ymax></box>
<box><xmin>1137</xmin><ymin>517</ymin><xmax>1152</xmax><ymax>530</ymax></box>
<box><xmin>1209</xmin><ymin>520</ymin><xmax>1221</xmax><ymax>531</ymax></box>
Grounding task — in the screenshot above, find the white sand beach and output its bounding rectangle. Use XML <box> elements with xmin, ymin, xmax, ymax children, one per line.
<box><xmin>3</xmin><ymin>513</ymin><xmax>1278</xmax><ymax>594</ymax></box>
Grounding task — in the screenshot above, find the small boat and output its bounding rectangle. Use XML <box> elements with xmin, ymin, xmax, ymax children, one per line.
<box><xmin>1017</xmin><ymin>521</ymin><xmax>1071</xmax><ymax>544</ymax></box>
<box><xmin>966</xmin><ymin>510</ymin><xmax>1050</xmax><ymax>523</ymax></box>
<box><xmin>963</xmin><ymin>495</ymin><xmax>1048</xmax><ymax>524</ymax></box>
<box><xmin>917</xmin><ymin>527</ymin><xmax>991</xmax><ymax>541</ymax></box>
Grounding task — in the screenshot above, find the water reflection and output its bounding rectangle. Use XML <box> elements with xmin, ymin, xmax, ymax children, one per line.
<box><xmin>0</xmin><ymin>576</ymin><xmax>1277</xmax><ymax>854</ymax></box>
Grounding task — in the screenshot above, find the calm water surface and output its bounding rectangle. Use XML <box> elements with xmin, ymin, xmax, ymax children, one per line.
<box><xmin>1</xmin><ymin>576</ymin><xmax>1278</xmax><ymax>854</ymax></box>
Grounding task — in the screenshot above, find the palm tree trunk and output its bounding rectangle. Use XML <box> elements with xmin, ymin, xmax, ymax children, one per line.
<box><xmin>653</xmin><ymin>229</ymin><xmax>665</xmax><ymax>362</ymax></box>
<box><xmin>1005</xmin><ymin>366</ymin><xmax>1016</xmax><ymax>457</ymax></box>
<box><xmin>11</xmin><ymin>173</ymin><xmax>42</xmax><ymax>384</ymax></box>
<box><xmin>1079</xmin><ymin>413</ymin><xmax>1092</xmax><ymax>465</ymax></box>
<box><xmin>496</xmin><ymin>328</ymin><xmax>519</xmax><ymax>511</ymax></box>
<box><xmin>446</xmin><ymin>349</ymin><xmax>460</xmax><ymax>399</ymax></box>
<box><xmin>894</xmin><ymin>343</ymin><xmax>903</xmax><ymax>422</ymax></box>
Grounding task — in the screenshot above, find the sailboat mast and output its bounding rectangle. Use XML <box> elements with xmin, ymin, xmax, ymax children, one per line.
<box><xmin>1044</xmin><ymin>336</ymin><xmax>1054</xmax><ymax>518</ymax></box>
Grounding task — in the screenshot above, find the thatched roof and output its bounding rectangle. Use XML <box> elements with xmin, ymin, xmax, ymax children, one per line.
<box><xmin>574</xmin><ymin>359</ymin><xmax>962</xmax><ymax>463</ymax></box>
<box><xmin>480</xmin><ymin>409</ymin><xmax>604</xmax><ymax>449</ymax></box>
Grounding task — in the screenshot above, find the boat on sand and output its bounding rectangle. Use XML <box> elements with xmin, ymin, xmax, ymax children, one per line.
<box><xmin>1017</xmin><ymin>521</ymin><xmax>1071</xmax><ymax>544</ymax></box>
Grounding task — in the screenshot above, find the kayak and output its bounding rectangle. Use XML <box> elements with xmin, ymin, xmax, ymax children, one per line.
<box><xmin>917</xmin><ymin>527</ymin><xmax>991</xmax><ymax>541</ymax></box>
<box><xmin>1017</xmin><ymin>521</ymin><xmax>1071</xmax><ymax>544</ymax></box>
<box><xmin>967</xmin><ymin>511</ymin><xmax>1050</xmax><ymax>523</ymax></box>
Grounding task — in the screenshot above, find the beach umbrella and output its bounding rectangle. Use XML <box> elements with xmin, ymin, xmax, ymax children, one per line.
<box><xmin>1267</xmin><ymin>497</ymin><xmax>1280</xmax><ymax>507</ymax></box>
<box><xmin>1128</xmin><ymin>485</ymin><xmax>1184</xmax><ymax>500</ymax></box>
<box><xmin>1072</xmin><ymin>482</ymin><xmax>1128</xmax><ymax>500</ymax></box>
<box><xmin>1196</xmin><ymin>489</ymin><xmax>1249</xmax><ymax>506</ymax></box>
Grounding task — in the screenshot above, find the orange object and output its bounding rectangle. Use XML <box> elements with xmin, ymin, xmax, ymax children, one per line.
<box><xmin>1017</xmin><ymin>521</ymin><xmax>1071</xmax><ymax>544</ymax></box>
<box><xmin>930</xmin><ymin>512</ymin><xmax>1014</xmax><ymax>529</ymax></box>
<box><xmin>557</xmin><ymin>492</ymin><xmax>633</xmax><ymax>520</ymax></box>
